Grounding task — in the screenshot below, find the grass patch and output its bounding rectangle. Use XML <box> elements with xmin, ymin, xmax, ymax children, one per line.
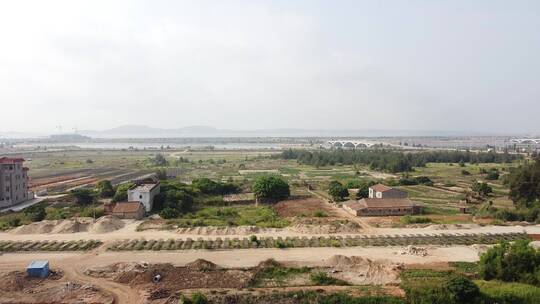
<box><xmin>168</xmin><ymin>206</ymin><xmax>290</xmax><ymax>228</ymax></box>
<box><xmin>400</xmin><ymin>215</ymin><xmax>432</xmax><ymax>224</ymax></box>
<box><xmin>310</xmin><ymin>271</ymin><xmax>349</xmax><ymax>286</ymax></box>
<box><xmin>476</xmin><ymin>280</ymin><xmax>540</xmax><ymax>304</ymax></box>
<box><xmin>251</xmin><ymin>264</ymin><xmax>310</xmax><ymax>287</ymax></box>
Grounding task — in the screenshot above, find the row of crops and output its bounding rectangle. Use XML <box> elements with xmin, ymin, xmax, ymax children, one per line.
<box><xmin>0</xmin><ymin>240</ymin><xmax>102</xmax><ymax>252</ymax></box>
<box><xmin>107</xmin><ymin>232</ymin><xmax>529</xmax><ymax>251</ymax></box>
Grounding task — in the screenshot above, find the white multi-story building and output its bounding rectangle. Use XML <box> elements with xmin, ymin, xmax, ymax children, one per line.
<box><xmin>127</xmin><ymin>182</ymin><xmax>160</xmax><ymax>213</ymax></box>
<box><xmin>0</xmin><ymin>157</ymin><xmax>30</xmax><ymax>208</ymax></box>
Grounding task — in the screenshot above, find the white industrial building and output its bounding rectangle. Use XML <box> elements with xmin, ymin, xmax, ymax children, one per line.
<box><xmin>127</xmin><ymin>182</ymin><xmax>160</xmax><ymax>212</ymax></box>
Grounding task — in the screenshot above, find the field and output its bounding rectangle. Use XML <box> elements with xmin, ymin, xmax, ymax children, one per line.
<box><xmin>1</xmin><ymin>147</ymin><xmax>534</xmax><ymax>303</ymax></box>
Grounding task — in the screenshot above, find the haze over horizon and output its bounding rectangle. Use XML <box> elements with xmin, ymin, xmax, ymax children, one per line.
<box><xmin>1</xmin><ymin>0</ymin><xmax>540</xmax><ymax>134</ymax></box>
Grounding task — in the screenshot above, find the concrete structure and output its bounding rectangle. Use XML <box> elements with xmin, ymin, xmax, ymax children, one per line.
<box><xmin>26</xmin><ymin>260</ymin><xmax>50</xmax><ymax>278</ymax></box>
<box><xmin>343</xmin><ymin>184</ymin><xmax>418</xmax><ymax>216</ymax></box>
<box><xmin>506</xmin><ymin>138</ymin><xmax>540</xmax><ymax>152</ymax></box>
<box><xmin>369</xmin><ymin>184</ymin><xmax>407</xmax><ymax>199</ymax></box>
<box><xmin>127</xmin><ymin>182</ymin><xmax>160</xmax><ymax>212</ymax></box>
<box><xmin>112</xmin><ymin>201</ymin><xmax>145</xmax><ymax>219</ymax></box>
<box><xmin>327</xmin><ymin>140</ymin><xmax>377</xmax><ymax>149</ymax></box>
<box><xmin>0</xmin><ymin>157</ymin><xmax>31</xmax><ymax>208</ymax></box>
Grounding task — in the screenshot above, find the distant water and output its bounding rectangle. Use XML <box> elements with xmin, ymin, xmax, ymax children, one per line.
<box><xmin>13</xmin><ymin>142</ymin><xmax>310</xmax><ymax>150</ymax></box>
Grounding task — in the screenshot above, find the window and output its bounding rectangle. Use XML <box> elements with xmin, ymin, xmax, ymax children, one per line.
<box><xmin>139</xmin><ymin>195</ymin><xmax>143</xmax><ymax>199</ymax></box>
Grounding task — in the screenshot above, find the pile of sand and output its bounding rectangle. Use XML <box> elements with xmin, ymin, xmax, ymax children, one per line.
<box><xmin>324</xmin><ymin>255</ymin><xmax>402</xmax><ymax>285</ymax></box>
<box><xmin>9</xmin><ymin>216</ymin><xmax>125</xmax><ymax>235</ymax></box>
<box><xmin>185</xmin><ymin>259</ymin><xmax>218</xmax><ymax>271</ymax></box>
<box><xmin>89</xmin><ymin>216</ymin><xmax>125</xmax><ymax>233</ymax></box>
<box><xmin>85</xmin><ymin>262</ymin><xmax>148</xmax><ymax>280</ymax></box>
<box><xmin>175</xmin><ymin>226</ymin><xmax>281</xmax><ymax>235</ymax></box>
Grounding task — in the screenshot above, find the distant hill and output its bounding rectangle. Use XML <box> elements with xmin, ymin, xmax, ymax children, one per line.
<box><xmin>79</xmin><ymin>125</ymin><xmax>221</xmax><ymax>138</ymax></box>
<box><xmin>76</xmin><ymin>125</ymin><xmax>490</xmax><ymax>138</ymax></box>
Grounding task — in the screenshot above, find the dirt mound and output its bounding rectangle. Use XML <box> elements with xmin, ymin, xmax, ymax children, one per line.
<box><xmin>257</xmin><ymin>258</ymin><xmax>281</xmax><ymax>269</ymax></box>
<box><xmin>0</xmin><ymin>270</ymin><xmax>112</xmax><ymax>304</ymax></box>
<box><xmin>176</xmin><ymin>226</ymin><xmax>281</xmax><ymax>235</ymax></box>
<box><xmin>324</xmin><ymin>255</ymin><xmax>402</xmax><ymax>285</ymax></box>
<box><xmin>185</xmin><ymin>259</ymin><xmax>218</xmax><ymax>271</ymax></box>
<box><xmin>85</xmin><ymin>262</ymin><xmax>148</xmax><ymax>279</ymax></box>
<box><xmin>0</xmin><ymin>272</ymin><xmax>25</xmax><ymax>292</ymax></box>
<box><xmin>90</xmin><ymin>216</ymin><xmax>125</xmax><ymax>233</ymax></box>
<box><xmin>9</xmin><ymin>216</ymin><xmax>125</xmax><ymax>235</ymax></box>
<box><xmin>0</xmin><ymin>270</ymin><xmax>63</xmax><ymax>292</ymax></box>
<box><xmin>114</xmin><ymin>262</ymin><xmax>253</xmax><ymax>289</ymax></box>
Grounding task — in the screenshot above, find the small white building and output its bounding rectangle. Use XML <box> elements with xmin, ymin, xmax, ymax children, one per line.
<box><xmin>127</xmin><ymin>183</ymin><xmax>160</xmax><ymax>212</ymax></box>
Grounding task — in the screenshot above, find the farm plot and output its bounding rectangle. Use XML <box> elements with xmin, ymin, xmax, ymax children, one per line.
<box><xmin>0</xmin><ymin>239</ymin><xmax>102</xmax><ymax>252</ymax></box>
<box><xmin>107</xmin><ymin>232</ymin><xmax>529</xmax><ymax>251</ymax></box>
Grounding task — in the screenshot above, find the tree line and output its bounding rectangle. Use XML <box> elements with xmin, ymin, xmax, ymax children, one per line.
<box><xmin>279</xmin><ymin>149</ymin><xmax>521</xmax><ymax>173</ymax></box>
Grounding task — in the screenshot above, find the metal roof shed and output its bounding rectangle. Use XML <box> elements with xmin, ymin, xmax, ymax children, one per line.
<box><xmin>26</xmin><ymin>260</ymin><xmax>49</xmax><ymax>278</ymax></box>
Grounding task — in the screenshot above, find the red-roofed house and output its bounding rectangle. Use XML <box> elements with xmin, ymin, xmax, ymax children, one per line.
<box><xmin>343</xmin><ymin>184</ymin><xmax>419</xmax><ymax>216</ymax></box>
<box><xmin>369</xmin><ymin>183</ymin><xmax>407</xmax><ymax>199</ymax></box>
<box><xmin>0</xmin><ymin>157</ymin><xmax>31</xmax><ymax>207</ymax></box>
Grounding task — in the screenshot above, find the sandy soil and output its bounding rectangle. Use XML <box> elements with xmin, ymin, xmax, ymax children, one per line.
<box><xmin>0</xmin><ymin>269</ymin><xmax>113</xmax><ymax>304</ymax></box>
<box><xmin>0</xmin><ymin>244</ymin><xmax>493</xmax><ymax>303</ymax></box>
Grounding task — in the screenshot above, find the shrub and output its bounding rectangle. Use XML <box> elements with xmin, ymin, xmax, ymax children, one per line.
<box><xmin>24</xmin><ymin>204</ymin><xmax>46</xmax><ymax>222</ymax></box>
<box><xmin>479</xmin><ymin>240</ymin><xmax>540</xmax><ymax>286</ymax></box>
<box><xmin>190</xmin><ymin>292</ymin><xmax>208</xmax><ymax>304</ymax></box>
<box><xmin>444</xmin><ymin>275</ymin><xmax>480</xmax><ymax>303</ymax></box>
<box><xmin>310</xmin><ymin>271</ymin><xmax>348</xmax><ymax>285</ymax></box>
<box><xmin>461</xmin><ymin>170</ymin><xmax>471</xmax><ymax>176</ymax></box>
<box><xmin>401</xmin><ymin>215</ymin><xmax>432</xmax><ymax>225</ymax></box>
<box><xmin>160</xmin><ymin>207</ymin><xmax>180</xmax><ymax>219</ymax></box>
<box><xmin>313</xmin><ymin>210</ymin><xmax>327</xmax><ymax>217</ymax></box>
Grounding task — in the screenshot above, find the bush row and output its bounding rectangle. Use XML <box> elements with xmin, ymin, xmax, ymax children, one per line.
<box><xmin>0</xmin><ymin>239</ymin><xmax>102</xmax><ymax>252</ymax></box>
<box><xmin>107</xmin><ymin>232</ymin><xmax>529</xmax><ymax>251</ymax></box>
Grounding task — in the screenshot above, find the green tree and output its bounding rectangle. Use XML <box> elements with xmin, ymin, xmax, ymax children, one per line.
<box><xmin>24</xmin><ymin>204</ymin><xmax>46</xmax><ymax>222</ymax></box>
<box><xmin>71</xmin><ymin>188</ymin><xmax>95</xmax><ymax>205</ymax></box>
<box><xmin>112</xmin><ymin>182</ymin><xmax>134</xmax><ymax>202</ymax></box>
<box><xmin>252</xmin><ymin>176</ymin><xmax>290</xmax><ymax>202</ymax></box>
<box><xmin>159</xmin><ymin>207</ymin><xmax>179</xmax><ymax>219</ymax></box>
<box><xmin>479</xmin><ymin>240</ymin><xmax>540</xmax><ymax>285</ymax></box>
<box><xmin>472</xmin><ymin>180</ymin><xmax>493</xmax><ymax>196</ymax></box>
<box><xmin>509</xmin><ymin>157</ymin><xmax>540</xmax><ymax>206</ymax></box>
<box><xmin>150</xmin><ymin>153</ymin><xmax>168</xmax><ymax>166</ymax></box>
<box><xmin>444</xmin><ymin>275</ymin><xmax>480</xmax><ymax>303</ymax></box>
<box><xmin>328</xmin><ymin>180</ymin><xmax>349</xmax><ymax>201</ymax></box>
<box><xmin>96</xmin><ymin>180</ymin><xmax>114</xmax><ymax>198</ymax></box>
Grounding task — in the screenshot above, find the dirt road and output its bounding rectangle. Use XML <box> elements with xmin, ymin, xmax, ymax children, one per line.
<box><xmin>307</xmin><ymin>188</ymin><xmax>373</xmax><ymax>231</ymax></box>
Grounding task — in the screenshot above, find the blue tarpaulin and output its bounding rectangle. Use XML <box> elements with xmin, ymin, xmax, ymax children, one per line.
<box><xmin>26</xmin><ymin>260</ymin><xmax>49</xmax><ymax>278</ymax></box>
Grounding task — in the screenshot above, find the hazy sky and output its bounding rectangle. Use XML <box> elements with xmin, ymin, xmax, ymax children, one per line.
<box><xmin>1</xmin><ymin>0</ymin><xmax>539</xmax><ymax>134</ymax></box>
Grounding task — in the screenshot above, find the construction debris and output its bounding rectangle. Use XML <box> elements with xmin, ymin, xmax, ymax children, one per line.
<box><xmin>400</xmin><ymin>245</ymin><xmax>428</xmax><ymax>256</ymax></box>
